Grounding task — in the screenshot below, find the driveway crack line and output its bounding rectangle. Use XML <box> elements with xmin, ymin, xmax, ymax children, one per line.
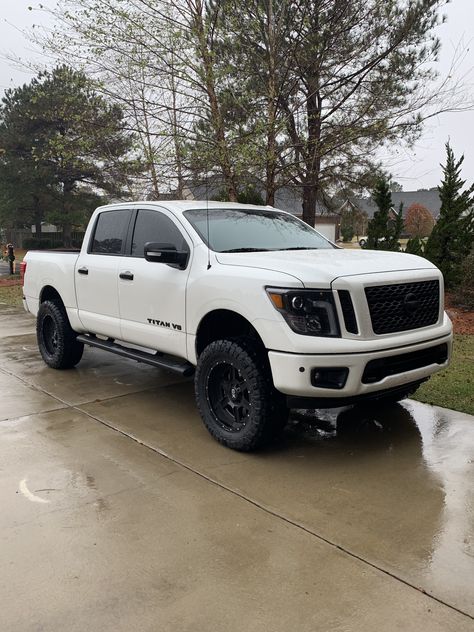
<box><xmin>76</xmin><ymin>405</ymin><xmax>474</xmax><ymax>623</ymax></box>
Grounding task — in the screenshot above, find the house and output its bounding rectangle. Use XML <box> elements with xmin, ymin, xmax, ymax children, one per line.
<box><xmin>31</xmin><ymin>222</ymin><xmax>60</xmax><ymax>233</ymax></box>
<box><xmin>351</xmin><ymin>189</ymin><xmax>441</xmax><ymax>220</ymax></box>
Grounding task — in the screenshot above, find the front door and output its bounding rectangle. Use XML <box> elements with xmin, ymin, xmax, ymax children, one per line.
<box><xmin>118</xmin><ymin>208</ymin><xmax>191</xmax><ymax>358</ymax></box>
<box><xmin>75</xmin><ymin>208</ymin><xmax>133</xmax><ymax>339</ymax></box>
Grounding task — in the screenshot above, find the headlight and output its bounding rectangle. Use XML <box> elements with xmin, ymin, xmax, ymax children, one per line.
<box><xmin>266</xmin><ymin>287</ymin><xmax>340</xmax><ymax>337</ymax></box>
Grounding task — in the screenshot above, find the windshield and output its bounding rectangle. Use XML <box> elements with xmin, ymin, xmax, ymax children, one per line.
<box><xmin>183</xmin><ymin>208</ymin><xmax>335</xmax><ymax>252</ymax></box>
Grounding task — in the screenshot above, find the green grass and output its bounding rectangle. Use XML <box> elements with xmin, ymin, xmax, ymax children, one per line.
<box><xmin>413</xmin><ymin>334</ymin><xmax>474</xmax><ymax>415</ymax></box>
<box><xmin>0</xmin><ymin>284</ymin><xmax>23</xmax><ymax>308</ymax></box>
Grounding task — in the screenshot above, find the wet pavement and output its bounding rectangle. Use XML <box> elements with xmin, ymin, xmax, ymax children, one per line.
<box><xmin>0</xmin><ymin>304</ymin><xmax>473</xmax><ymax>631</ymax></box>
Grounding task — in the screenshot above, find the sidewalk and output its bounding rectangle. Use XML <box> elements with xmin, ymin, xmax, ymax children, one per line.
<box><xmin>0</xmin><ymin>260</ymin><xmax>14</xmax><ymax>276</ymax></box>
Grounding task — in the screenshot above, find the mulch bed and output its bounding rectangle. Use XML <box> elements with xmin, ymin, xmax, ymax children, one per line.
<box><xmin>445</xmin><ymin>293</ymin><xmax>474</xmax><ymax>335</ymax></box>
<box><xmin>0</xmin><ymin>276</ymin><xmax>21</xmax><ymax>287</ymax></box>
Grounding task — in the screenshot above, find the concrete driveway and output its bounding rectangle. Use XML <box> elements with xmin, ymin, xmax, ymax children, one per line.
<box><xmin>0</xmin><ymin>304</ymin><xmax>473</xmax><ymax>631</ymax></box>
<box><xmin>0</xmin><ymin>259</ymin><xmax>12</xmax><ymax>275</ymax></box>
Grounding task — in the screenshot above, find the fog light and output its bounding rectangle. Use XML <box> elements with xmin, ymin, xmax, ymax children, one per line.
<box><xmin>311</xmin><ymin>367</ymin><xmax>348</xmax><ymax>389</ymax></box>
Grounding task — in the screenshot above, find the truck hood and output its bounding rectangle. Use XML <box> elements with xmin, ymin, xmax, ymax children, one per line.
<box><xmin>215</xmin><ymin>248</ymin><xmax>437</xmax><ymax>286</ymax></box>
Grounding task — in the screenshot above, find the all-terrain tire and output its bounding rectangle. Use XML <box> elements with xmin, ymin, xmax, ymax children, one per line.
<box><xmin>194</xmin><ymin>338</ymin><xmax>288</xmax><ymax>451</ymax></box>
<box><xmin>37</xmin><ymin>300</ymin><xmax>84</xmax><ymax>369</ymax></box>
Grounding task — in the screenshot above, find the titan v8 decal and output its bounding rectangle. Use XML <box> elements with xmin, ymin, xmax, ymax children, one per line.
<box><xmin>147</xmin><ymin>318</ymin><xmax>182</xmax><ymax>331</ymax></box>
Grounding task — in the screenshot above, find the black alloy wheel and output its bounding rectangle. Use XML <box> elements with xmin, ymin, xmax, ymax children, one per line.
<box><xmin>206</xmin><ymin>361</ymin><xmax>251</xmax><ymax>433</ymax></box>
<box><xmin>194</xmin><ymin>338</ymin><xmax>288</xmax><ymax>451</ymax></box>
<box><xmin>41</xmin><ymin>314</ymin><xmax>60</xmax><ymax>356</ymax></box>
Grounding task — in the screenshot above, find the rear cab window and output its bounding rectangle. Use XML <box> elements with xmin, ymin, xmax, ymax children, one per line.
<box><xmin>89</xmin><ymin>209</ymin><xmax>132</xmax><ymax>255</ymax></box>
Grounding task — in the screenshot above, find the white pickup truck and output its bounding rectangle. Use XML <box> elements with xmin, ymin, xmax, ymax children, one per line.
<box><xmin>23</xmin><ymin>201</ymin><xmax>452</xmax><ymax>450</ymax></box>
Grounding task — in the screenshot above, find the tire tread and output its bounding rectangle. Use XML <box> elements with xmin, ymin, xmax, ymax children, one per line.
<box><xmin>37</xmin><ymin>300</ymin><xmax>83</xmax><ymax>369</ymax></box>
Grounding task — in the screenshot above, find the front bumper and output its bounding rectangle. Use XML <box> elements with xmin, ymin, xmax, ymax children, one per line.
<box><xmin>268</xmin><ymin>332</ymin><xmax>453</xmax><ymax>399</ymax></box>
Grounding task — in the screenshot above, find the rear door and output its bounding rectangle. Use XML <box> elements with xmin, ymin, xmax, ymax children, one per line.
<box><xmin>75</xmin><ymin>208</ymin><xmax>133</xmax><ymax>338</ymax></box>
<box><xmin>118</xmin><ymin>207</ymin><xmax>191</xmax><ymax>357</ymax></box>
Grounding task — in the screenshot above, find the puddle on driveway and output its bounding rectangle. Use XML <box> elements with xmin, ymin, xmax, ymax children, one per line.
<box><xmin>285</xmin><ymin>400</ymin><xmax>474</xmax><ymax>611</ymax></box>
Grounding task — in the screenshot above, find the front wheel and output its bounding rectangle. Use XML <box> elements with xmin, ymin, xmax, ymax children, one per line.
<box><xmin>194</xmin><ymin>339</ymin><xmax>288</xmax><ymax>451</ymax></box>
<box><xmin>37</xmin><ymin>300</ymin><xmax>84</xmax><ymax>369</ymax></box>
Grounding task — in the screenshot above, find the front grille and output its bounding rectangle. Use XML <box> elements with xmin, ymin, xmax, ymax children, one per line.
<box><xmin>365</xmin><ymin>280</ymin><xmax>440</xmax><ymax>334</ymax></box>
<box><xmin>362</xmin><ymin>343</ymin><xmax>448</xmax><ymax>383</ymax></box>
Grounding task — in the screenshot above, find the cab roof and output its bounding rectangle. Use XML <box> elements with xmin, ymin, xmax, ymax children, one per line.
<box><xmin>96</xmin><ymin>200</ymin><xmax>277</xmax><ymax>215</ymax></box>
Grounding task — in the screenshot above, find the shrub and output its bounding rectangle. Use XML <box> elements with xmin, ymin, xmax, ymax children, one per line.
<box><xmin>405</xmin><ymin>236</ymin><xmax>425</xmax><ymax>256</ymax></box>
<box><xmin>23</xmin><ymin>238</ymin><xmax>55</xmax><ymax>250</ymax></box>
<box><xmin>341</xmin><ymin>225</ymin><xmax>354</xmax><ymax>242</ymax></box>
<box><xmin>454</xmin><ymin>252</ymin><xmax>474</xmax><ymax>309</ymax></box>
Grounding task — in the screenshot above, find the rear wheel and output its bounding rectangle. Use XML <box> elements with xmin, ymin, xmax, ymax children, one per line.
<box><xmin>194</xmin><ymin>339</ymin><xmax>288</xmax><ymax>451</ymax></box>
<box><xmin>37</xmin><ymin>300</ymin><xmax>84</xmax><ymax>369</ymax></box>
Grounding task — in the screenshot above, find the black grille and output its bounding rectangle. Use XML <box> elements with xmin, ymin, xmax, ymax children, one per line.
<box><xmin>365</xmin><ymin>280</ymin><xmax>440</xmax><ymax>334</ymax></box>
<box><xmin>338</xmin><ymin>290</ymin><xmax>358</xmax><ymax>334</ymax></box>
<box><xmin>362</xmin><ymin>343</ymin><xmax>448</xmax><ymax>384</ymax></box>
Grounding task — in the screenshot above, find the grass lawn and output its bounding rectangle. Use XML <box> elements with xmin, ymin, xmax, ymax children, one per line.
<box><xmin>413</xmin><ymin>334</ymin><xmax>474</xmax><ymax>415</ymax></box>
<box><xmin>0</xmin><ymin>283</ymin><xmax>23</xmax><ymax>308</ymax></box>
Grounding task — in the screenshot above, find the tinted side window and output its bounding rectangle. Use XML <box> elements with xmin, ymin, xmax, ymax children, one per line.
<box><xmin>131</xmin><ymin>209</ymin><xmax>188</xmax><ymax>257</ymax></box>
<box><xmin>91</xmin><ymin>210</ymin><xmax>132</xmax><ymax>254</ymax></box>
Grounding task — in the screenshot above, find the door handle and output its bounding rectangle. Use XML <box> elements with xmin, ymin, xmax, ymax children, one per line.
<box><xmin>78</xmin><ymin>267</ymin><xmax>88</xmax><ymax>275</ymax></box>
<box><xmin>119</xmin><ymin>271</ymin><xmax>134</xmax><ymax>281</ymax></box>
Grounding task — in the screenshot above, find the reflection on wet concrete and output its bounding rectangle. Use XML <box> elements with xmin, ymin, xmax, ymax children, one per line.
<box><xmin>285</xmin><ymin>401</ymin><xmax>474</xmax><ymax>613</ymax></box>
<box><xmin>403</xmin><ymin>401</ymin><xmax>474</xmax><ymax>606</ymax></box>
<box><xmin>78</xmin><ymin>380</ymin><xmax>474</xmax><ymax>614</ymax></box>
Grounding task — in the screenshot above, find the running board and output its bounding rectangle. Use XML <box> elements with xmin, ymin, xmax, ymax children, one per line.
<box><xmin>76</xmin><ymin>335</ymin><xmax>195</xmax><ymax>377</ymax></box>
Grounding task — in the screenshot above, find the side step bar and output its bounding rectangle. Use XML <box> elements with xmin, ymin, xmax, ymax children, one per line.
<box><xmin>76</xmin><ymin>335</ymin><xmax>195</xmax><ymax>377</ymax></box>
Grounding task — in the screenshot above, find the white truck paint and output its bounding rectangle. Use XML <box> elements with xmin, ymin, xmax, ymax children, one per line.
<box><xmin>23</xmin><ymin>201</ymin><xmax>453</xmax><ymax>450</ymax></box>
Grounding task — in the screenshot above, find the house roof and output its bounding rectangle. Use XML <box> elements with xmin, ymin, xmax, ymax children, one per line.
<box><xmin>351</xmin><ymin>190</ymin><xmax>441</xmax><ymax>219</ymax></box>
<box><xmin>182</xmin><ymin>182</ymin><xmax>330</xmax><ymax>216</ymax></box>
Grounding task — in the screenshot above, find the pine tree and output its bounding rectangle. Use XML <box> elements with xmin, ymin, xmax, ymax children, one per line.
<box><xmin>365</xmin><ymin>177</ymin><xmax>403</xmax><ymax>251</ymax></box>
<box><xmin>386</xmin><ymin>204</ymin><xmax>404</xmax><ymax>252</ymax></box>
<box><xmin>425</xmin><ymin>143</ymin><xmax>474</xmax><ymax>287</ymax></box>
<box><xmin>366</xmin><ymin>178</ymin><xmax>391</xmax><ymax>249</ymax></box>
<box><xmin>0</xmin><ymin>66</ymin><xmax>141</xmax><ymax>246</ymax></box>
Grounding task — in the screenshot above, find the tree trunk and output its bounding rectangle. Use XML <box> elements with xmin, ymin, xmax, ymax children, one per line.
<box><xmin>139</xmin><ymin>91</ymin><xmax>160</xmax><ymax>199</ymax></box>
<box><xmin>193</xmin><ymin>0</ymin><xmax>238</xmax><ymax>202</ymax></box>
<box><xmin>33</xmin><ymin>195</ymin><xmax>42</xmax><ymax>236</ymax></box>
<box><xmin>265</xmin><ymin>0</ymin><xmax>277</xmax><ymax>207</ymax></box>
<box><xmin>63</xmin><ymin>182</ymin><xmax>73</xmax><ymax>248</ymax></box>
<box><xmin>169</xmin><ymin>51</ymin><xmax>185</xmax><ymax>200</ymax></box>
<box><xmin>63</xmin><ymin>222</ymin><xmax>72</xmax><ymax>248</ymax></box>
<box><xmin>301</xmin><ymin>75</ymin><xmax>322</xmax><ymax>226</ymax></box>
<box><xmin>302</xmin><ymin>184</ymin><xmax>318</xmax><ymax>227</ymax></box>
<box><xmin>35</xmin><ymin>216</ymin><xmax>42</xmax><ymax>236</ymax></box>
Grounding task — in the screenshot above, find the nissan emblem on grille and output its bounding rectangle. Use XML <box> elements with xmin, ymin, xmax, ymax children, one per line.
<box><xmin>403</xmin><ymin>292</ymin><xmax>421</xmax><ymax>315</ymax></box>
<box><xmin>365</xmin><ymin>280</ymin><xmax>439</xmax><ymax>335</ymax></box>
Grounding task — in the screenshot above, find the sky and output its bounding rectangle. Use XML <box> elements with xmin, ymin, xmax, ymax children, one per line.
<box><xmin>0</xmin><ymin>0</ymin><xmax>473</xmax><ymax>192</ymax></box>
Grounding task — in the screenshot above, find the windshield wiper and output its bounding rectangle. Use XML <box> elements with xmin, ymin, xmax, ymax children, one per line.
<box><xmin>220</xmin><ymin>247</ymin><xmax>273</xmax><ymax>253</ymax></box>
<box><xmin>279</xmin><ymin>246</ymin><xmax>316</xmax><ymax>251</ymax></box>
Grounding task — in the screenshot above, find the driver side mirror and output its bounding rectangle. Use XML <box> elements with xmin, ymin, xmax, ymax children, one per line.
<box><xmin>144</xmin><ymin>242</ymin><xmax>189</xmax><ymax>269</ymax></box>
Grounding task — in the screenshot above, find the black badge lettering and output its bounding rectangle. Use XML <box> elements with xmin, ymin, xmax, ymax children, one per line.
<box><xmin>147</xmin><ymin>318</ymin><xmax>182</xmax><ymax>331</ymax></box>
